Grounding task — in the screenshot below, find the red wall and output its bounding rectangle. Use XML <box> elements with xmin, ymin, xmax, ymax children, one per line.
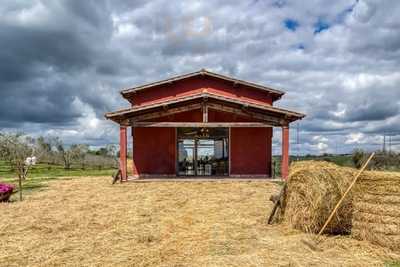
<box><xmin>132</xmin><ymin>127</ymin><xmax>176</xmax><ymax>175</ymax></box>
<box><xmin>132</xmin><ymin>111</ymin><xmax>273</xmax><ymax>177</ymax></box>
<box><xmin>230</xmin><ymin>127</ymin><xmax>272</xmax><ymax>176</ymax></box>
<box><xmin>128</xmin><ymin>76</ymin><xmax>273</xmax><ymax>108</ymax></box>
<box><xmin>126</xmin><ymin>75</ymin><xmax>277</xmax><ymax>177</ymax></box>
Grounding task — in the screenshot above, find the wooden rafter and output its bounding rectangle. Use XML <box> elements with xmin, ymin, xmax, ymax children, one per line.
<box><xmin>120</xmin><ymin>100</ymin><xmax>289</xmax><ymax>127</ymax></box>
<box><xmin>127</xmin><ymin>103</ymin><xmax>202</xmax><ymax>124</ymax></box>
<box><xmin>206</xmin><ymin>102</ymin><xmax>283</xmax><ymax>126</ymax></box>
<box><xmin>106</xmin><ymin>92</ymin><xmax>305</xmax><ymax>124</ymax></box>
<box><xmin>133</xmin><ymin>122</ymin><xmax>273</xmax><ymax>128</ymax></box>
<box><xmin>202</xmin><ymin>102</ymin><xmax>208</xmax><ymax>123</ymax></box>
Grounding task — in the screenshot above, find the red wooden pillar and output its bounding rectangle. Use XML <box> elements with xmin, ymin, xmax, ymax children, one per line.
<box><xmin>281</xmin><ymin>126</ymin><xmax>289</xmax><ymax>180</ymax></box>
<box><xmin>119</xmin><ymin>126</ymin><xmax>127</xmax><ymax>181</ymax></box>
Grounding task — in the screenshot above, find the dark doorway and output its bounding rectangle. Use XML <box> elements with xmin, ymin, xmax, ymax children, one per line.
<box><xmin>177</xmin><ymin>128</ymin><xmax>229</xmax><ymax>176</ymax></box>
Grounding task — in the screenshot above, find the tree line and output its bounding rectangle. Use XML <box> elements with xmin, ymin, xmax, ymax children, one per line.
<box><xmin>0</xmin><ymin>133</ymin><xmax>119</xmax><ymax>171</ymax></box>
<box><xmin>37</xmin><ymin>136</ymin><xmax>119</xmax><ymax>170</ymax></box>
<box><xmin>352</xmin><ymin>149</ymin><xmax>400</xmax><ymax>171</ymax></box>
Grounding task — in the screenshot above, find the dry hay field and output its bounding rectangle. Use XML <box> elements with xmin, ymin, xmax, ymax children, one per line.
<box><xmin>1</xmin><ymin>177</ymin><xmax>399</xmax><ymax>266</ymax></box>
<box><xmin>280</xmin><ymin>161</ymin><xmax>400</xmax><ymax>253</ymax></box>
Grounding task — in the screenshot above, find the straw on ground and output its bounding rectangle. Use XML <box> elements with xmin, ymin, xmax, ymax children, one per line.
<box><xmin>0</xmin><ymin>177</ymin><xmax>398</xmax><ymax>266</ymax></box>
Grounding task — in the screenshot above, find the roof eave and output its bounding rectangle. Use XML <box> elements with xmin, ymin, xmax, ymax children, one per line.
<box><xmin>105</xmin><ymin>92</ymin><xmax>305</xmax><ymax>123</ymax></box>
<box><xmin>120</xmin><ymin>69</ymin><xmax>285</xmax><ymax>99</ymax></box>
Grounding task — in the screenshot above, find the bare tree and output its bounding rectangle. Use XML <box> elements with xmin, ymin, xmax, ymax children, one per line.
<box><xmin>35</xmin><ymin>136</ymin><xmax>53</xmax><ymax>163</ymax></box>
<box><xmin>54</xmin><ymin>138</ymin><xmax>89</xmax><ymax>169</ymax></box>
<box><xmin>0</xmin><ymin>133</ymin><xmax>37</xmax><ymax>201</ymax></box>
<box><xmin>105</xmin><ymin>144</ymin><xmax>119</xmax><ymax>167</ymax></box>
<box><xmin>71</xmin><ymin>144</ymin><xmax>89</xmax><ymax>169</ymax></box>
<box><xmin>55</xmin><ymin>138</ymin><xmax>73</xmax><ymax>169</ymax></box>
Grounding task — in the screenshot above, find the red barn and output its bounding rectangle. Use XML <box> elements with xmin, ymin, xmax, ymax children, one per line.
<box><xmin>105</xmin><ymin>69</ymin><xmax>305</xmax><ymax>180</ymax></box>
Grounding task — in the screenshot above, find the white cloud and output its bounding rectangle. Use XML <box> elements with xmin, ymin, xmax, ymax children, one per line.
<box><xmin>330</xmin><ymin>103</ymin><xmax>347</xmax><ymax>118</ymax></box>
<box><xmin>352</xmin><ymin>0</ymin><xmax>376</xmax><ymax>23</ymax></box>
<box><xmin>0</xmin><ymin>0</ymin><xmax>400</xmax><ymax>154</ymax></box>
<box><xmin>317</xmin><ymin>142</ymin><xmax>329</xmax><ymax>151</ymax></box>
<box><xmin>313</xmin><ymin>135</ymin><xmax>329</xmax><ymax>143</ymax></box>
<box><xmin>345</xmin><ymin>132</ymin><xmax>366</xmax><ymax>144</ymax></box>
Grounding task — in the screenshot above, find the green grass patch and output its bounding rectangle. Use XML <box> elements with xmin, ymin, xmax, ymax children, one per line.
<box><xmin>0</xmin><ymin>161</ymin><xmax>115</xmax><ymax>179</ymax></box>
<box><xmin>0</xmin><ymin>161</ymin><xmax>115</xmax><ymax>199</ymax></box>
<box><xmin>385</xmin><ymin>261</ymin><xmax>400</xmax><ymax>267</ymax></box>
<box><xmin>272</xmin><ymin>154</ymin><xmax>354</xmax><ymax>177</ymax></box>
<box><xmin>291</xmin><ymin>154</ymin><xmax>354</xmax><ymax>167</ymax></box>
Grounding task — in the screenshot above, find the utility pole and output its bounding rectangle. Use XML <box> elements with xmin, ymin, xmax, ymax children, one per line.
<box><xmin>383</xmin><ymin>133</ymin><xmax>386</xmax><ymax>153</ymax></box>
<box><xmin>296</xmin><ymin>122</ymin><xmax>300</xmax><ymax>160</ymax></box>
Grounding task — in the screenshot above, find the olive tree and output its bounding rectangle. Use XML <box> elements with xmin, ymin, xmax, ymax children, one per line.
<box><xmin>105</xmin><ymin>144</ymin><xmax>118</xmax><ymax>167</ymax></box>
<box><xmin>54</xmin><ymin>138</ymin><xmax>89</xmax><ymax>169</ymax></box>
<box><xmin>35</xmin><ymin>136</ymin><xmax>57</xmax><ymax>165</ymax></box>
<box><xmin>71</xmin><ymin>144</ymin><xmax>89</xmax><ymax>169</ymax></box>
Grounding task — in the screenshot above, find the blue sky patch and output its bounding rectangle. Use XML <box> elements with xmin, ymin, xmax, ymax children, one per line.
<box><xmin>335</xmin><ymin>2</ymin><xmax>357</xmax><ymax>23</ymax></box>
<box><xmin>284</xmin><ymin>19</ymin><xmax>299</xmax><ymax>31</ymax></box>
<box><xmin>297</xmin><ymin>43</ymin><xmax>305</xmax><ymax>50</ymax></box>
<box><xmin>291</xmin><ymin>43</ymin><xmax>305</xmax><ymax>50</ymax></box>
<box><xmin>314</xmin><ymin>19</ymin><xmax>330</xmax><ymax>34</ymax></box>
<box><xmin>313</xmin><ymin>1</ymin><xmax>357</xmax><ymax>34</ymax></box>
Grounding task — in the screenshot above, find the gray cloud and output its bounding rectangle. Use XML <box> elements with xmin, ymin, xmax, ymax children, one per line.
<box><xmin>0</xmin><ymin>0</ymin><xmax>399</xmax><ymax>154</ymax></box>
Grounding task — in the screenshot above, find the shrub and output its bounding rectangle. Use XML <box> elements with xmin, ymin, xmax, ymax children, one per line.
<box><xmin>0</xmin><ymin>183</ymin><xmax>14</xmax><ymax>202</ymax></box>
<box><xmin>352</xmin><ymin>149</ymin><xmax>366</xmax><ymax>169</ymax></box>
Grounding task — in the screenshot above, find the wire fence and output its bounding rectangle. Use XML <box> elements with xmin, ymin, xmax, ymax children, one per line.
<box><xmin>271</xmin><ymin>124</ymin><xmax>400</xmax><ymax>156</ymax></box>
<box><xmin>269</xmin><ymin>124</ymin><xmax>400</xmax><ymax>177</ymax></box>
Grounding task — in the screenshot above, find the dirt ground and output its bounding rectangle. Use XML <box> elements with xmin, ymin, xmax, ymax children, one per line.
<box><xmin>0</xmin><ymin>177</ymin><xmax>399</xmax><ymax>266</ymax></box>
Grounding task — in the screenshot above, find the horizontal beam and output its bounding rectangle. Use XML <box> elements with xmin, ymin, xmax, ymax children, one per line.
<box><xmin>202</xmin><ymin>102</ymin><xmax>208</xmax><ymax>123</ymax></box>
<box><xmin>118</xmin><ymin>99</ymin><xmax>289</xmax><ymax>127</ymax></box>
<box><xmin>206</xmin><ymin>103</ymin><xmax>284</xmax><ymax>126</ymax></box>
<box><xmin>126</xmin><ymin>103</ymin><xmax>202</xmax><ymax>125</ymax></box>
<box><xmin>132</xmin><ymin>122</ymin><xmax>273</xmax><ymax>128</ymax></box>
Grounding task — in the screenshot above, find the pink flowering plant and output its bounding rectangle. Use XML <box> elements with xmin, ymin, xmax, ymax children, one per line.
<box><xmin>0</xmin><ymin>183</ymin><xmax>14</xmax><ymax>202</ymax></box>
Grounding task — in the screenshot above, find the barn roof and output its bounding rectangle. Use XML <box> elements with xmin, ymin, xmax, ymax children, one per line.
<box><xmin>105</xmin><ymin>91</ymin><xmax>305</xmax><ymax>126</ymax></box>
<box><xmin>120</xmin><ymin>69</ymin><xmax>285</xmax><ymax>100</ymax></box>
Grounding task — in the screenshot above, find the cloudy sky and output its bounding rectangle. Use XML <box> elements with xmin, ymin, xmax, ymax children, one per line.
<box><xmin>1</xmin><ymin>0</ymin><xmax>399</xmax><ymax>154</ymax></box>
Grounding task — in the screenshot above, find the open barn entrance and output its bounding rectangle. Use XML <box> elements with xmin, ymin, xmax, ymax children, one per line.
<box><xmin>177</xmin><ymin>127</ymin><xmax>229</xmax><ymax>176</ymax></box>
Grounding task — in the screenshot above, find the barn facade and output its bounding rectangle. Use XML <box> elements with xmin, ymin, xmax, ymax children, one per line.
<box><xmin>105</xmin><ymin>69</ymin><xmax>305</xmax><ymax>180</ymax></box>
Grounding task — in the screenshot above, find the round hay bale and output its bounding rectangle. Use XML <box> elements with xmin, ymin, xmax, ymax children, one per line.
<box><xmin>353</xmin><ymin>210</ymin><xmax>400</xmax><ymax>225</ymax></box>
<box><xmin>352</xmin><ymin>170</ymin><xmax>400</xmax><ymax>251</ymax></box>
<box><xmin>352</xmin><ymin>229</ymin><xmax>400</xmax><ymax>252</ymax></box>
<box><xmin>280</xmin><ymin>161</ymin><xmax>356</xmax><ymax>234</ymax></box>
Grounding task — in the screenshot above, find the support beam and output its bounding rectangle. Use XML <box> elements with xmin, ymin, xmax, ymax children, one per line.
<box><xmin>281</xmin><ymin>126</ymin><xmax>289</xmax><ymax>180</ymax></box>
<box><xmin>119</xmin><ymin>126</ymin><xmax>127</xmax><ymax>181</ymax></box>
<box><xmin>129</xmin><ymin>103</ymin><xmax>202</xmax><ymax>123</ymax></box>
<box><xmin>132</xmin><ymin>122</ymin><xmax>273</xmax><ymax>128</ymax></box>
<box><xmin>207</xmin><ymin>103</ymin><xmax>282</xmax><ymax>126</ymax></box>
<box><xmin>117</xmin><ymin>100</ymin><xmax>291</xmax><ymax>127</ymax></box>
<box><xmin>202</xmin><ymin>103</ymin><xmax>208</xmax><ymax>122</ymax></box>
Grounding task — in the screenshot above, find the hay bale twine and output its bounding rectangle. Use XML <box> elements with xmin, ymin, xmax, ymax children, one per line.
<box><xmin>352</xmin><ymin>171</ymin><xmax>400</xmax><ymax>252</ymax></box>
<box><xmin>280</xmin><ymin>161</ymin><xmax>356</xmax><ymax>234</ymax></box>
